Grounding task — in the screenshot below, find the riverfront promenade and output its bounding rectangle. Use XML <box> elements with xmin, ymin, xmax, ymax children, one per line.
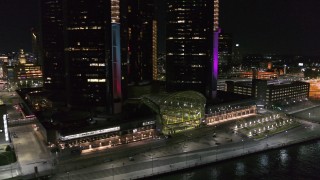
<box><xmin>52</xmin><ymin>116</ymin><xmax>320</xmax><ymax>180</ymax></box>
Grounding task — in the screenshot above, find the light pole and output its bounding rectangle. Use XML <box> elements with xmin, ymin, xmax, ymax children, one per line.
<box><xmin>215</xmin><ymin>144</ymin><xmax>218</xmax><ymax>161</ymax></box>
<box><xmin>151</xmin><ymin>155</ymin><xmax>153</xmax><ymax>174</ymax></box>
<box><xmin>112</xmin><ymin>164</ymin><xmax>114</xmax><ymax>180</ymax></box>
<box><xmin>181</xmin><ymin>138</ymin><xmax>188</xmax><ymax>166</ymax></box>
<box><xmin>265</xmin><ymin>134</ymin><xmax>268</xmax><ymax>147</ymax></box>
<box><xmin>148</xmin><ymin>153</ymin><xmax>154</xmax><ymax>175</ymax></box>
<box><xmin>185</xmin><ymin>150</ymin><xmax>188</xmax><ymax>166</ymax></box>
<box><xmin>242</xmin><ymin>139</ymin><xmax>244</xmax><ymax>154</ymax></box>
<box><xmin>285</xmin><ymin>130</ymin><xmax>288</xmax><ymax>144</ymax></box>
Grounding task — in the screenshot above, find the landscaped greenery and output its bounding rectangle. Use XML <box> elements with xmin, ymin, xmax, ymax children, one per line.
<box><xmin>0</xmin><ymin>145</ymin><xmax>17</xmax><ymax>166</ymax></box>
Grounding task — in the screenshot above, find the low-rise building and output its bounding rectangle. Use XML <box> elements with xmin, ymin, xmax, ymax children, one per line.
<box><xmin>225</xmin><ymin>79</ymin><xmax>310</xmax><ymax>107</ymax></box>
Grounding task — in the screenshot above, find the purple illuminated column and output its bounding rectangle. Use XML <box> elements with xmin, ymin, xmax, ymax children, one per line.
<box><xmin>212</xmin><ymin>29</ymin><xmax>220</xmax><ymax>97</ymax></box>
<box><xmin>210</xmin><ymin>0</ymin><xmax>220</xmax><ymax>98</ymax></box>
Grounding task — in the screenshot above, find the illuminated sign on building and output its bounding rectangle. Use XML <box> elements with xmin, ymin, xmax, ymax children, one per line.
<box><xmin>60</xmin><ymin>126</ymin><xmax>120</xmax><ymax>141</ymax></box>
<box><xmin>3</xmin><ymin>114</ymin><xmax>9</xmax><ymax>141</ymax></box>
<box><xmin>142</xmin><ymin>121</ymin><xmax>155</xmax><ymax>126</ymax></box>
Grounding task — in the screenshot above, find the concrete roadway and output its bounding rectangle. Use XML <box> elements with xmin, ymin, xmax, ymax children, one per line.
<box><xmin>53</xmin><ymin>120</ymin><xmax>244</xmax><ymax>173</ymax></box>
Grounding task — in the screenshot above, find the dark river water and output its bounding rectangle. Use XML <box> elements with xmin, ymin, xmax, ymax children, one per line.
<box><xmin>155</xmin><ymin>140</ymin><xmax>320</xmax><ymax>180</ymax></box>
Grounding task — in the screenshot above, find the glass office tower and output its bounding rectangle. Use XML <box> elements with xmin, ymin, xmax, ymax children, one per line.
<box><xmin>165</xmin><ymin>0</ymin><xmax>218</xmax><ymax>98</ymax></box>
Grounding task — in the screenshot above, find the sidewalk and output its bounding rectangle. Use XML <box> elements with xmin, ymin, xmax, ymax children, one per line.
<box><xmin>0</xmin><ymin>162</ymin><xmax>21</xmax><ymax>179</ymax></box>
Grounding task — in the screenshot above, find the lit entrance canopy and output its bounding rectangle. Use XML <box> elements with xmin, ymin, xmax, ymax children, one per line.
<box><xmin>142</xmin><ymin>91</ymin><xmax>206</xmax><ymax>135</ymax></box>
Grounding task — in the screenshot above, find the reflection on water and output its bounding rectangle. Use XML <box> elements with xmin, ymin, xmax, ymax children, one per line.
<box><xmin>279</xmin><ymin>149</ymin><xmax>288</xmax><ymax>167</ymax></box>
<box><xmin>235</xmin><ymin>162</ymin><xmax>245</xmax><ymax>177</ymax></box>
<box><xmin>157</xmin><ymin>140</ymin><xmax>320</xmax><ymax>180</ymax></box>
<box><xmin>211</xmin><ymin>167</ymin><xmax>218</xmax><ymax>179</ymax></box>
<box><xmin>260</xmin><ymin>154</ymin><xmax>268</xmax><ymax>167</ymax></box>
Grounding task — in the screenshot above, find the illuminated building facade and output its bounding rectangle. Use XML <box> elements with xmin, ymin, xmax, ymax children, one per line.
<box><xmin>16</xmin><ymin>64</ymin><xmax>43</xmax><ymax>88</ymax></box>
<box><xmin>255</xmin><ymin>80</ymin><xmax>310</xmax><ymax>106</ymax></box>
<box><xmin>307</xmin><ymin>79</ymin><xmax>320</xmax><ymax>99</ymax></box>
<box><xmin>240</xmin><ymin>71</ymin><xmax>278</xmax><ymax>79</ymax></box>
<box><xmin>142</xmin><ymin>91</ymin><xmax>206</xmax><ymax>135</ymax></box>
<box><xmin>226</xmin><ymin>79</ymin><xmax>310</xmax><ymax>107</ymax></box>
<box><xmin>3</xmin><ymin>50</ymin><xmax>43</xmax><ymax>88</ymax></box>
<box><xmin>225</xmin><ymin>81</ymin><xmax>253</xmax><ymax>96</ymax></box>
<box><xmin>40</xmin><ymin>0</ymin><xmax>124</xmax><ymax>113</ymax></box>
<box><xmin>165</xmin><ymin>0</ymin><xmax>218</xmax><ymax>98</ymax></box>
<box><xmin>53</xmin><ymin>118</ymin><xmax>156</xmax><ymax>152</ymax></box>
<box><xmin>206</xmin><ymin>103</ymin><xmax>257</xmax><ymax>125</ymax></box>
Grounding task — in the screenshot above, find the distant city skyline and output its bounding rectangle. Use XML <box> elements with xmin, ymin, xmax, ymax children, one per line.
<box><xmin>1</xmin><ymin>0</ymin><xmax>320</xmax><ymax>56</ymax></box>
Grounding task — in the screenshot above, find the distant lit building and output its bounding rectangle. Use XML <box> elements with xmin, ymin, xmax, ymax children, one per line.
<box><xmin>240</xmin><ymin>71</ymin><xmax>278</xmax><ymax>79</ymax></box>
<box><xmin>307</xmin><ymin>79</ymin><xmax>320</xmax><ymax>100</ymax></box>
<box><xmin>0</xmin><ymin>55</ymin><xmax>8</xmax><ymax>79</ymax></box>
<box><xmin>218</xmin><ymin>33</ymin><xmax>232</xmax><ymax>67</ymax></box>
<box><xmin>0</xmin><ymin>55</ymin><xmax>8</xmax><ymax>64</ymax></box>
<box><xmin>2</xmin><ymin>50</ymin><xmax>43</xmax><ymax>89</ymax></box>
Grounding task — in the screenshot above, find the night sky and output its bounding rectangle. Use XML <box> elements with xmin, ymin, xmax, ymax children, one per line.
<box><xmin>220</xmin><ymin>0</ymin><xmax>320</xmax><ymax>56</ymax></box>
<box><xmin>0</xmin><ymin>0</ymin><xmax>39</xmax><ymax>53</ymax></box>
<box><xmin>0</xmin><ymin>0</ymin><xmax>320</xmax><ymax>56</ymax></box>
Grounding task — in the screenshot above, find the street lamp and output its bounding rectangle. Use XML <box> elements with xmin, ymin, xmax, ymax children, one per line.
<box><xmin>112</xmin><ymin>164</ymin><xmax>114</xmax><ymax>180</ymax></box>
<box><xmin>151</xmin><ymin>154</ymin><xmax>154</xmax><ymax>174</ymax></box>
<box><xmin>184</xmin><ymin>149</ymin><xmax>188</xmax><ymax>166</ymax></box>
<box><xmin>285</xmin><ymin>131</ymin><xmax>288</xmax><ymax>144</ymax></box>
<box><xmin>242</xmin><ymin>139</ymin><xmax>244</xmax><ymax>154</ymax></box>
<box><xmin>265</xmin><ymin>134</ymin><xmax>268</xmax><ymax>148</ymax></box>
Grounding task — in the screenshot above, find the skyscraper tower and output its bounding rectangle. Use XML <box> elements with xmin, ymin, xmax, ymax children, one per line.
<box><xmin>40</xmin><ymin>0</ymin><xmax>122</xmax><ymax>114</ymax></box>
<box><xmin>165</xmin><ymin>0</ymin><xmax>218</xmax><ymax>98</ymax></box>
<box><xmin>125</xmin><ymin>0</ymin><xmax>155</xmax><ymax>85</ymax></box>
<box><xmin>39</xmin><ymin>0</ymin><xmax>64</xmax><ymax>100</ymax></box>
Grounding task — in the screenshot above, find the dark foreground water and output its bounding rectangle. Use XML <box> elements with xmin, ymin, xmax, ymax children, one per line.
<box><xmin>155</xmin><ymin>140</ymin><xmax>320</xmax><ymax>180</ymax></box>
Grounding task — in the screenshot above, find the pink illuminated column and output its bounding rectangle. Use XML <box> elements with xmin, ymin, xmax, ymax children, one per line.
<box><xmin>111</xmin><ymin>0</ymin><xmax>122</xmax><ymax>114</ymax></box>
